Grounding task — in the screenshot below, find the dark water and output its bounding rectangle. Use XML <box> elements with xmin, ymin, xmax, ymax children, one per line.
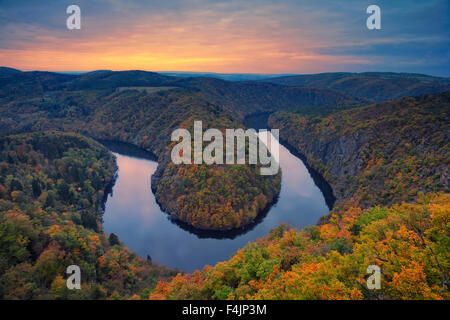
<box><xmin>102</xmin><ymin>130</ymin><xmax>330</xmax><ymax>272</ymax></box>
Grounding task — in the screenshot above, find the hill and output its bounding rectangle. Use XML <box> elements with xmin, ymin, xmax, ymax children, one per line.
<box><xmin>0</xmin><ymin>69</ymin><xmax>448</xmax><ymax>300</ymax></box>
<box><xmin>151</xmin><ymin>192</ymin><xmax>449</xmax><ymax>300</ymax></box>
<box><xmin>0</xmin><ymin>132</ymin><xmax>178</xmax><ymax>299</ymax></box>
<box><xmin>261</xmin><ymin>72</ymin><xmax>450</xmax><ymax>103</ymax></box>
<box><xmin>0</xmin><ymin>67</ymin><xmax>22</xmax><ymax>75</ymax></box>
<box><xmin>65</xmin><ymin>70</ymin><xmax>177</xmax><ymax>91</ymax></box>
<box><xmin>0</xmin><ymin>71</ymin><xmax>76</xmax><ymax>101</ymax></box>
<box><xmin>0</xmin><ymin>80</ymin><xmax>282</xmax><ymax>231</ymax></box>
<box><xmin>269</xmin><ymin>92</ymin><xmax>450</xmax><ymax>210</ymax></box>
<box><xmin>176</xmin><ymin>77</ymin><xmax>367</xmax><ymax>117</ymax></box>
<box><xmin>0</xmin><ymin>68</ymin><xmax>370</xmax><ymax>231</ymax></box>
<box><xmin>150</xmin><ymin>92</ymin><xmax>450</xmax><ymax>300</ymax></box>
<box><xmin>161</xmin><ymin>71</ymin><xmax>297</xmax><ymax>81</ymax></box>
<box><xmin>0</xmin><ymin>69</ymin><xmax>367</xmax><ymax>117</ymax></box>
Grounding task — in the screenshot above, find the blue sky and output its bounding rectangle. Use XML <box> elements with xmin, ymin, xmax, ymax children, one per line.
<box><xmin>0</xmin><ymin>0</ymin><xmax>448</xmax><ymax>76</ymax></box>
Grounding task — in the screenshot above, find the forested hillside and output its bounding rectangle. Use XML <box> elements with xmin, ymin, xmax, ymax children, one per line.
<box><xmin>0</xmin><ymin>69</ymin><xmax>369</xmax><ymax>231</ymax></box>
<box><xmin>0</xmin><ymin>132</ymin><xmax>177</xmax><ymax>299</ymax></box>
<box><xmin>269</xmin><ymin>92</ymin><xmax>449</xmax><ymax>210</ymax></box>
<box><xmin>150</xmin><ymin>92</ymin><xmax>449</xmax><ymax>300</ymax></box>
<box><xmin>0</xmin><ymin>69</ymin><xmax>367</xmax><ymax>117</ymax></box>
<box><xmin>151</xmin><ymin>193</ymin><xmax>449</xmax><ymax>300</ymax></box>
<box><xmin>261</xmin><ymin>72</ymin><xmax>450</xmax><ymax>103</ymax></box>
<box><xmin>0</xmin><ymin>68</ymin><xmax>448</xmax><ymax>300</ymax></box>
<box><xmin>0</xmin><ymin>71</ymin><xmax>284</xmax><ymax>231</ymax></box>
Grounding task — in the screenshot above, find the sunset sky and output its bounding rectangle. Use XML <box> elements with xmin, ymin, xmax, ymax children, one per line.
<box><xmin>0</xmin><ymin>0</ymin><xmax>449</xmax><ymax>76</ymax></box>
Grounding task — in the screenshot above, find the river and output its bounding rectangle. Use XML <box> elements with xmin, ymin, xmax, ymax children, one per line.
<box><xmin>102</xmin><ymin>123</ymin><xmax>330</xmax><ymax>272</ymax></box>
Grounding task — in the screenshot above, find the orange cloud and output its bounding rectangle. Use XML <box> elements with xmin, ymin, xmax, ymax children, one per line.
<box><xmin>0</xmin><ymin>3</ymin><xmax>370</xmax><ymax>73</ymax></box>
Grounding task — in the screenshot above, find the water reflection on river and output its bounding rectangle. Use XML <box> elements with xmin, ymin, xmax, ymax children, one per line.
<box><xmin>103</xmin><ymin>137</ymin><xmax>328</xmax><ymax>272</ymax></box>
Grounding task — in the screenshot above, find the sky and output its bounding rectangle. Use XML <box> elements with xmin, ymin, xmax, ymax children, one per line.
<box><xmin>0</xmin><ymin>0</ymin><xmax>449</xmax><ymax>76</ymax></box>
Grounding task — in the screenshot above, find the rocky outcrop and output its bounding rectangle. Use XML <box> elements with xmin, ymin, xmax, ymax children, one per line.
<box><xmin>269</xmin><ymin>92</ymin><xmax>450</xmax><ymax>210</ymax></box>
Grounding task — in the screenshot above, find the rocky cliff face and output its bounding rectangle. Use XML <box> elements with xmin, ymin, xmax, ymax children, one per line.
<box><xmin>268</xmin><ymin>118</ymin><xmax>368</xmax><ymax>205</ymax></box>
<box><xmin>269</xmin><ymin>92</ymin><xmax>450</xmax><ymax>210</ymax></box>
<box><xmin>299</xmin><ymin>131</ymin><xmax>368</xmax><ymax>201</ymax></box>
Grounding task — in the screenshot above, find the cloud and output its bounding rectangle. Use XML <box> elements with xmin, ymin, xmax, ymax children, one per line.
<box><xmin>0</xmin><ymin>0</ymin><xmax>448</xmax><ymax>76</ymax></box>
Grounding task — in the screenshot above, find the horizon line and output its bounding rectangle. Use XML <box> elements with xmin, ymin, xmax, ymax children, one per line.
<box><xmin>1</xmin><ymin>66</ymin><xmax>448</xmax><ymax>79</ymax></box>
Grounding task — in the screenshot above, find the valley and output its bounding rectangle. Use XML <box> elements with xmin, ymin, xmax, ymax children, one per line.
<box><xmin>0</xmin><ymin>68</ymin><xmax>448</xmax><ymax>300</ymax></box>
<box><xmin>102</xmin><ymin>131</ymin><xmax>328</xmax><ymax>272</ymax></box>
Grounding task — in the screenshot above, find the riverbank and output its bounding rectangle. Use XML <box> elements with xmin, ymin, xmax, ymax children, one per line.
<box><xmin>101</xmin><ymin>136</ymin><xmax>328</xmax><ymax>271</ymax></box>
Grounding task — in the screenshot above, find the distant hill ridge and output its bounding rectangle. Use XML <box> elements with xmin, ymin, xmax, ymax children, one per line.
<box><xmin>0</xmin><ymin>68</ymin><xmax>366</xmax><ymax>115</ymax></box>
<box><xmin>0</xmin><ymin>67</ymin><xmax>22</xmax><ymax>74</ymax></box>
<box><xmin>1</xmin><ymin>67</ymin><xmax>449</xmax><ymax>106</ymax></box>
